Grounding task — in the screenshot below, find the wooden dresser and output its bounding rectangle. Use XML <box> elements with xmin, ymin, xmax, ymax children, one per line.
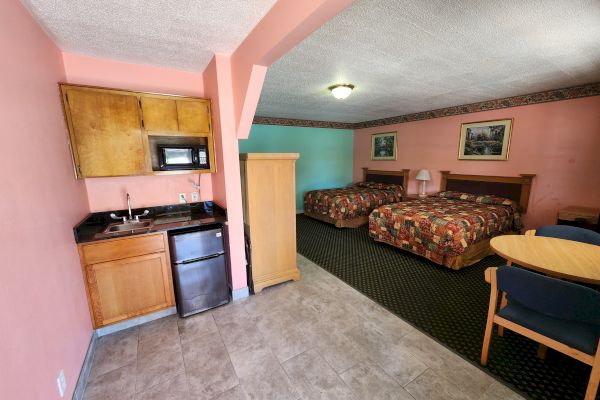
<box><xmin>239</xmin><ymin>153</ymin><xmax>300</xmax><ymax>292</ymax></box>
<box><xmin>557</xmin><ymin>205</ymin><xmax>600</xmax><ymax>232</ymax></box>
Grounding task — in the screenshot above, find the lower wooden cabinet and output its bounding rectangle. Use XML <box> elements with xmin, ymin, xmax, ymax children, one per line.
<box><xmin>78</xmin><ymin>232</ymin><xmax>175</xmax><ymax>328</ymax></box>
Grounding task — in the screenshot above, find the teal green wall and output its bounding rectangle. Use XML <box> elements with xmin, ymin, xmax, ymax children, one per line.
<box><xmin>239</xmin><ymin>125</ymin><xmax>354</xmax><ymax>210</ymax></box>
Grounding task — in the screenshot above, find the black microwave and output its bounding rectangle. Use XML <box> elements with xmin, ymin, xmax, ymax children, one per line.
<box><xmin>158</xmin><ymin>145</ymin><xmax>209</xmax><ymax>171</ymax></box>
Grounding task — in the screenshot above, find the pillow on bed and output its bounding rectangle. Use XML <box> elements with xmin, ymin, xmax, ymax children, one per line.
<box><xmin>437</xmin><ymin>191</ymin><xmax>518</xmax><ymax>209</ymax></box>
<box><xmin>437</xmin><ymin>191</ymin><xmax>522</xmax><ymax>230</ymax></box>
<box><xmin>354</xmin><ymin>182</ymin><xmax>403</xmax><ymax>192</ymax></box>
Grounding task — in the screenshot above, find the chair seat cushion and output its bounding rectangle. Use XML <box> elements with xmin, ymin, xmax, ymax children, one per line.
<box><xmin>498</xmin><ymin>300</ymin><xmax>600</xmax><ymax>355</ymax></box>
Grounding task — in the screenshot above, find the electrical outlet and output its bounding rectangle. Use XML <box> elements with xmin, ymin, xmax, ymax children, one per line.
<box><xmin>178</xmin><ymin>193</ymin><xmax>187</xmax><ymax>204</ymax></box>
<box><xmin>191</xmin><ymin>191</ymin><xmax>199</xmax><ymax>202</ymax></box>
<box><xmin>57</xmin><ymin>369</ymin><xmax>66</xmax><ymax>398</ymax></box>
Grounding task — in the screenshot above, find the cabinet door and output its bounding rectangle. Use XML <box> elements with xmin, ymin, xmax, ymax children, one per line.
<box><xmin>140</xmin><ymin>97</ymin><xmax>179</xmax><ymax>133</ymax></box>
<box><xmin>64</xmin><ymin>88</ymin><xmax>146</xmax><ymax>177</ymax></box>
<box><xmin>176</xmin><ymin>99</ymin><xmax>210</xmax><ymax>134</ymax></box>
<box><xmin>86</xmin><ymin>252</ymin><xmax>174</xmax><ymax>327</ymax></box>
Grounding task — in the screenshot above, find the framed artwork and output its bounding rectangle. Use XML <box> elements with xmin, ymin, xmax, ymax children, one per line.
<box><xmin>458</xmin><ymin>118</ymin><xmax>513</xmax><ymax>160</ymax></box>
<box><xmin>371</xmin><ymin>131</ymin><xmax>397</xmax><ymax>160</ymax></box>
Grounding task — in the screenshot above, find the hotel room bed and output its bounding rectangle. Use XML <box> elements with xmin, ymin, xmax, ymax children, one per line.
<box><xmin>304</xmin><ymin>168</ymin><xmax>409</xmax><ymax>228</ymax></box>
<box><xmin>368</xmin><ymin>171</ymin><xmax>535</xmax><ymax>269</ymax></box>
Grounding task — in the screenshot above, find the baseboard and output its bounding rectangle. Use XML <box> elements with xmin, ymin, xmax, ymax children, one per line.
<box><xmin>72</xmin><ymin>331</ymin><xmax>97</xmax><ymax>400</ymax></box>
<box><xmin>95</xmin><ymin>307</ymin><xmax>177</xmax><ymax>337</ymax></box>
<box><xmin>232</xmin><ymin>286</ymin><xmax>250</xmax><ymax>301</ymax></box>
<box><xmin>296</xmin><ymin>209</ymin><xmax>304</xmax><ymax>214</ymax></box>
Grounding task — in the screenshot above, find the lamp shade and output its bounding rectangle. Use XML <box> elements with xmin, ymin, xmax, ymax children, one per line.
<box><xmin>415</xmin><ymin>169</ymin><xmax>431</xmax><ymax>181</ymax></box>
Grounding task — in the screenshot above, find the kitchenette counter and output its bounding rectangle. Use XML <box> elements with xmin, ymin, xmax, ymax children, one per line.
<box><xmin>74</xmin><ymin>201</ymin><xmax>227</xmax><ymax>243</ymax></box>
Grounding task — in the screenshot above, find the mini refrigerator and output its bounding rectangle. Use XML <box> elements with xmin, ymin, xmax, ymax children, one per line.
<box><xmin>168</xmin><ymin>226</ymin><xmax>230</xmax><ymax>317</ymax></box>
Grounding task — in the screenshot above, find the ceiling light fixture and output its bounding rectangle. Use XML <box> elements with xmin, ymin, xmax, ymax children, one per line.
<box><xmin>328</xmin><ymin>84</ymin><xmax>354</xmax><ymax>100</ymax></box>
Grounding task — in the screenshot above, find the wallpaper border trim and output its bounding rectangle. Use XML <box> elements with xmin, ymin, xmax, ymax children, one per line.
<box><xmin>253</xmin><ymin>82</ymin><xmax>600</xmax><ymax>130</ymax></box>
<box><xmin>252</xmin><ymin>116</ymin><xmax>354</xmax><ymax>130</ymax></box>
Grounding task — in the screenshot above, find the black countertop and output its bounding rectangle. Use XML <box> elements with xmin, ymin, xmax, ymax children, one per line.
<box><xmin>74</xmin><ymin>201</ymin><xmax>227</xmax><ymax>243</ymax></box>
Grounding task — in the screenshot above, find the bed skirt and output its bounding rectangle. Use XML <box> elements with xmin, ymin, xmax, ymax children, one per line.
<box><xmin>372</xmin><ymin>234</ymin><xmax>514</xmax><ymax>270</ymax></box>
<box><xmin>304</xmin><ymin>211</ymin><xmax>369</xmax><ymax>228</ymax></box>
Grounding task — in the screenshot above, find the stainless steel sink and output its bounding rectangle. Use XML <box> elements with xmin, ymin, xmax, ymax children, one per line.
<box><xmin>103</xmin><ymin>220</ymin><xmax>153</xmax><ymax>234</ymax></box>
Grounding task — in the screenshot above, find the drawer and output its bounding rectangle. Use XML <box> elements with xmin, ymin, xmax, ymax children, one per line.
<box><xmin>80</xmin><ymin>233</ymin><xmax>165</xmax><ymax>265</ymax></box>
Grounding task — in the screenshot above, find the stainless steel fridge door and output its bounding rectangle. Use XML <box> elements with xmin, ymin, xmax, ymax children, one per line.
<box><xmin>172</xmin><ymin>254</ymin><xmax>230</xmax><ymax>317</ymax></box>
<box><xmin>169</xmin><ymin>227</ymin><xmax>224</xmax><ymax>263</ymax></box>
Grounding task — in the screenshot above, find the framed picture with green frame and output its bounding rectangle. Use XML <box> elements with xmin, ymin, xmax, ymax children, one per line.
<box><xmin>371</xmin><ymin>131</ymin><xmax>397</xmax><ymax>161</ymax></box>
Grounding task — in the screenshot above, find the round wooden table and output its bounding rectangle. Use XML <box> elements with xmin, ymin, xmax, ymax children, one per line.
<box><xmin>490</xmin><ymin>235</ymin><xmax>600</xmax><ymax>285</ymax></box>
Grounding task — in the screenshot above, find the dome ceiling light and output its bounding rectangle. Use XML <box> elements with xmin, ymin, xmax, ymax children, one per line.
<box><xmin>328</xmin><ymin>84</ymin><xmax>354</xmax><ymax>100</ymax></box>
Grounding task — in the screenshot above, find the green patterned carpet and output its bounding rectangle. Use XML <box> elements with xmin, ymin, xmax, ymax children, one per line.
<box><xmin>296</xmin><ymin>215</ymin><xmax>596</xmax><ymax>400</ymax></box>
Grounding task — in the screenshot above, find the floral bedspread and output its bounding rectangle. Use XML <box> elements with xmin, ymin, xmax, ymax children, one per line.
<box><xmin>368</xmin><ymin>191</ymin><xmax>521</xmax><ymax>265</ymax></box>
<box><xmin>304</xmin><ymin>182</ymin><xmax>404</xmax><ymax>221</ymax></box>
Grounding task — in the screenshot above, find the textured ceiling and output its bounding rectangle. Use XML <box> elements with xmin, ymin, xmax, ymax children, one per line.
<box><xmin>257</xmin><ymin>0</ymin><xmax>600</xmax><ymax>123</ymax></box>
<box><xmin>20</xmin><ymin>0</ymin><xmax>278</xmax><ymax>71</ymax></box>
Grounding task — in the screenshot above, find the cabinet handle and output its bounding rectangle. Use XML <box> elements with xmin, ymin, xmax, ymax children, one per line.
<box><xmin>138</xmin><ymin>99</ymin><xmax>145</xmax><ymax>128</ymax></box>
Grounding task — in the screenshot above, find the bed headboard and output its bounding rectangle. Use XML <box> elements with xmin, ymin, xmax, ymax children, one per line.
<box><xmin>440</xmin><ymin>171</ymin><xmax>535</xmax><ymax>213</ymax></box>
<box><xmin>362</xmin><ymin>168</ymin><xmax>410</xmax><ymax>196</ymax></box>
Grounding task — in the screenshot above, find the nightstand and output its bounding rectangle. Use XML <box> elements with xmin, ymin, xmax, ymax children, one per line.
<box><xmin>557</xmin><ymin>205</ymin><xmax>599</xmax><ymax>232</ymax></box>
<box><xmin>404</xmin><ymin>193</ymin><xmax>438</xmax><ymax>201</ymax></box>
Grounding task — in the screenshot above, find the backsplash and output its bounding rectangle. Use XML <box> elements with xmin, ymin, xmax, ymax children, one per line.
<box><xmin>84</xmin><ymin>174</ymin><xmax>213</xmax><ymax>212</ymax></box>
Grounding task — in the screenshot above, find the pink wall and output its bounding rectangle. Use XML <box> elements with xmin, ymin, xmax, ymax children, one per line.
<box><xmin>84</xmin><ymin>174</ymin><xmax>208</xmax><ymax>212</ymax></box>
<box><xmin>62</xmin><ymin>53</ymin><xmax>213</xmax><ymax>211</ymax></box>
<box><xmin>231</xmin><ymin>0</ymin><xmax>353</xmax><ymax>139</ymax></box>
<box><xmin>215</xmin><ymin>0</ymin><xmax>354</xmax><ymax>289</ymax></box>
<box><xmin>203</xmin><ymin>55</ymin><xmax>247</xmax><ymax>290</ymax></box>
<box><xmin>0</xmin><ymin>3</ymin><xmax>92</xmax><ymax>399</ymax></box>
<box><xmin>202</xmin><ymin>58</ymin><xmax>227</xmax><ymax>207</ymax></box>
<box><xmin>354</xmin><ymin>96</ymin><xmax>600</xmax><ymax>229</ymax></box>
<box><xmin>62</xmin><ymin>53</ymin><xmax>205</xmax><ymax>96</ymax></box>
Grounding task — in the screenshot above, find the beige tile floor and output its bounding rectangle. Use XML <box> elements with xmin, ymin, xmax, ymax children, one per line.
<box><xmin>83</xmin><ymin>254</ymin><xmax>525</xmax><ymax>400</ymax></box>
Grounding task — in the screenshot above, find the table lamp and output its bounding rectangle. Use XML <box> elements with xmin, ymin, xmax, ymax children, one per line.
<box><xmin>415</xmin><ymin>169</ymin><xmax>431</xmax><ymax>198</ymax></box>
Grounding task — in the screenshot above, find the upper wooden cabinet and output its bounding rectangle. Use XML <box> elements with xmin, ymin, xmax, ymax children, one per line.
<box><xmin>140</xmin><ymin>96</ymin><xmax>211</xmax><ymax>136</ymax></box>
<box><xmin>140</xmin><ymin>96</ymin><xmax>179</xmax><ymax>133</ymax></box>
<box><xmin>60</xmin><ymin>84</ymin><xmax>215</xmax><ymax>178</ymax></box>
<box><xmin>176</xmin><ymin>99</ymin><xmax>211</xmax><ymax>134</ymax></box>
<box><xmin>62</xmin><ymin>87</ymin><xmax>146</xmax><ymax>177</ymax></box>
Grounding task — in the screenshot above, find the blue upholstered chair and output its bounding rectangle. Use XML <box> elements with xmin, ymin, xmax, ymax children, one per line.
<box><xmin>481</xmin><ymin>266</ymin><xmax>600</xmax><ymax>400</ymax></box>
<box><xmin>534</xmin><ymin>224</ymin><xmax>600</xmax><ymax>246</ymax></box>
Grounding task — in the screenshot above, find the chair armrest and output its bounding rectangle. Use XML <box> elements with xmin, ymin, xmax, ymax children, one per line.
<box><xmin>525</xmin><ymin>229</ymin><xmax>536</xmax><ymax>236</ymax></box>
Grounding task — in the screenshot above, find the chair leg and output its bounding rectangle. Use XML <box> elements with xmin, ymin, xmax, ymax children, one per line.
<box><xmin>585</xmin><ymin>343</ymin><xmax>600</xmax><ymax>400</ymax></box>
<box><xmin>482</xmin><ymin>267</ymin><xmax>498</xmax><ymax>366</ymax></box>
<box><xmin>481</xmin><ymin>318</ymin><xmax>494</xmax><ymax>366</ymax></box>
<box><xmin>497</xmin><ymin>292</ymin><xmax>507</xmax><ymax>336</ymax></box>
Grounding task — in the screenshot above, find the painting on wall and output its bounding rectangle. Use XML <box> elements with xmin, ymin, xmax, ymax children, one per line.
<box><xmin>458</xmin><ymin>118</ymin><xmax>513</xmax><ymax>160</ymax></box>
<box><xmin>371</xmin><ymin>131</ymin><xmax>397</xmax><ymax>160</ymax></box>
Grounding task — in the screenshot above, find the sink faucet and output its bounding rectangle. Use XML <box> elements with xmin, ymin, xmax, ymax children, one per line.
<box><xmin>110</xmin><ymin>193</ymin><xmax>149</xmax><ymax>223</ymax></box>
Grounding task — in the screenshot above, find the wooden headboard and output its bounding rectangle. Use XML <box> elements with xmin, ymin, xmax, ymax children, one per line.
<box><xmin>440</xmin><ymin>171</ymin><xmax>535</xmax><ymax>213</ymax></box>
<box><xmin>362</xmin><ymin>168</ymin><xmax>410</xmax><ymax>196</ymax></box>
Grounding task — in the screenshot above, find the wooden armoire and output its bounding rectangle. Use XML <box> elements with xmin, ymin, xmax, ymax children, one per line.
<box><xmin>239</xmin><ymin>153</ymin><xmax>301</xmax><ymax>292</ymax></box>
